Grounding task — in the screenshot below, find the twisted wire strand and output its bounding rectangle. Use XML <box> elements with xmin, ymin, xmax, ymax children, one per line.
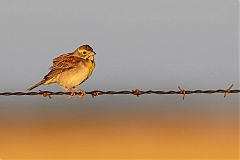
<box><xmin>0</xmin><ymin>84</ymin><xmax>239</xmax><ymax>100</ymax></box>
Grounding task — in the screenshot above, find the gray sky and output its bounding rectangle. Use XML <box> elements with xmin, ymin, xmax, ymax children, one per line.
<box><xmin>0</xmin><ymin>0</ymin><xmax>238</xmax><ymax>91</ymax></box>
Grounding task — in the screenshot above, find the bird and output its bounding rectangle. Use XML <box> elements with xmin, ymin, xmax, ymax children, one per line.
<box><xmin>27</xmin><ymin>44</ymin><xmax>96</xmax><ymax>99</ymax></box>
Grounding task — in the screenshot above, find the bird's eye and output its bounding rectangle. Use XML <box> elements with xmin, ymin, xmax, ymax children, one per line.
<box><xmin>83</xmin><ymin>51</ymin><xmax>87</xmax><ymax>54</ymax></box>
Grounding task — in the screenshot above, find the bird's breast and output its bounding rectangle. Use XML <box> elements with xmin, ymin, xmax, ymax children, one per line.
<box><xmin>88</xmin><ymin>60</ymin><xmax>95</xmax><ymax>78</ymax></box>
<box><xmin>57</xmin><ymin>60</ymin><xmax>95</xmax><ymax>88</ymax></box>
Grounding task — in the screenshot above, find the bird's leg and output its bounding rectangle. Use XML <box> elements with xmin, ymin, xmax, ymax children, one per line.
<box><xmin>65</xmin><ymin>87</ymin><xmax>75</xmax><ymax>99</ymax></box>
<box><xmin>73</xmin><ymin>87</ymin><xmax>86</xmax><ymax>99</ymax></box>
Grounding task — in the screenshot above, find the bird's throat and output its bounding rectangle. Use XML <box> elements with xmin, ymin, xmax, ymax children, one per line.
<box><xmin>87</xmin><ymin>56</ymin><xmax>94</xmax><ymax>63</ymax></box>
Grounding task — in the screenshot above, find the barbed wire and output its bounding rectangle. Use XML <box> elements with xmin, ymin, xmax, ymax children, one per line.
<box><xmin>0</xmin><ymin>84</ymin><xmax>239</xmax><ymax>100</ymax></box>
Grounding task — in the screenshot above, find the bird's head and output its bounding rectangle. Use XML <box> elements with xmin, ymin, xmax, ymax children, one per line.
<box><xmin>75</xmin><ymin>45</ymin><xmax>96</xmax><ymax>60</ymax></box>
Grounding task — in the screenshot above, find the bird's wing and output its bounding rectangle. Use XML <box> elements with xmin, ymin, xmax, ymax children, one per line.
<box><xmin>49</xmin><ymin>52</ymin><xmax>74</xmax><ymax>70</ymax></box>
<box><xmin>45</xmin><ymin>54</ymin><xmax>84</xmax><ymax>79</ymax></box>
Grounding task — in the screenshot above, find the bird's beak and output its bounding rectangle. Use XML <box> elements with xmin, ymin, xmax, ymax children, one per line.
<box><xmin>91</xmin><ymin>51</ymin><xmax>96</xmax><ymax>55</ymax></box>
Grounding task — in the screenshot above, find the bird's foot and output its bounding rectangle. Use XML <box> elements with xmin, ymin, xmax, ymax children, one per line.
<box><xmin>65</xmin><ymin>87</ymin><xmax>75</xmax><ymax>99</ymax></box>
<box><xmin>73</xmin><ymin>87</ymin><xmax>86</xmax><ymax>99</ymax></box>
<box><xmin>67</xmin><ymin>90</ymin><xmax>75</xmax><ymax>99</ymax></box>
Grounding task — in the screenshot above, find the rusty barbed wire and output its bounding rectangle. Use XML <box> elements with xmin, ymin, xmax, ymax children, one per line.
<box><xmin>0</xmin><ymin>84</ymin><xmax>239</xmax><ymax>100</ymax></box>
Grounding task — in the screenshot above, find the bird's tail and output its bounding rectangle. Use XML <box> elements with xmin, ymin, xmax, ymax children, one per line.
<box><xmin>27</xmin><ymin>80</ymin><xmax>47</xmax><ymax>91</ymax></box>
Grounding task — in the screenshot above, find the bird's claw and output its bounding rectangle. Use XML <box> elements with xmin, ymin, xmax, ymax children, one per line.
<box><xmin>76</xmin><ymin>90</ymin><xmax>86</xmax><ymax>99</ymax></box>
<box><xmin>67</xmin><ymin>91</ymin><xmax>75</xmax><ymax>99</ymax></box>
<box><xmin>73</xmin><ymin>87</ymin><xmax>86</xmax><ymax>99</ymax></box>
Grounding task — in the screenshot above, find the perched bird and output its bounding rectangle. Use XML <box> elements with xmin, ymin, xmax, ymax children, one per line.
<box><xmin>27</xmin><ymin>45</ymin><xmax>96</xmax><ymax>98</ymax></box>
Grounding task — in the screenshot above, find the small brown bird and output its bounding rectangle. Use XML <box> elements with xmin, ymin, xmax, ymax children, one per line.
<box><xmin>27</xmin><ymin>45</ymin><xmax>96</xmax><ymax>98</ymax></box>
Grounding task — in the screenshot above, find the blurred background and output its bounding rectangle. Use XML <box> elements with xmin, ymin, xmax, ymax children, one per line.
<box><xmin>0</xmin><ymin>0</ymin><xmax>239</xmax><ymax>159</ymax></box>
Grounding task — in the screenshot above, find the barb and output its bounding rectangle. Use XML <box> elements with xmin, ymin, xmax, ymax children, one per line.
<box><xmin>224</xmin><ymin>84</ymin><xmax>234</xmax><ymax>98</ymax></box>
<box><xmin>0</xmin><ymin>84</ymin><xmax>239</xmax><ymax>99</ymax></box>
<box><xmin>178</xmin><ymin>86</ymin><xmax>186</xmax><ymax>100</ymax></box>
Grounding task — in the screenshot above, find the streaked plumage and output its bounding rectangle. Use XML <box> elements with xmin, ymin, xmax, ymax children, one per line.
<box><xmin>27</xmin><ymin>45</ymin><xmax>96</xmax><ymax>98</ymax></box>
